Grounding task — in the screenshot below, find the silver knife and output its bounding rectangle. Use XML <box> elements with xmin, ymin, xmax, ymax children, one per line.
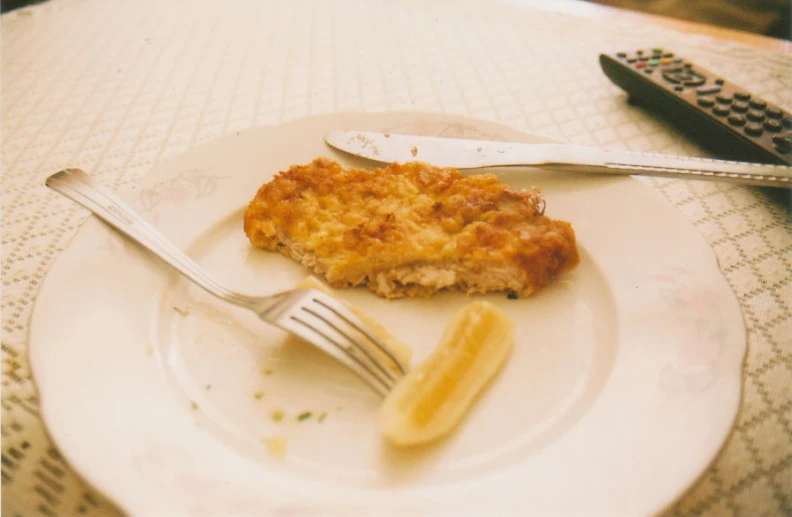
<box><xmin>324</xmin><ymin>130</ymin><xmax>792</xmax><ymax>188</ymax></box>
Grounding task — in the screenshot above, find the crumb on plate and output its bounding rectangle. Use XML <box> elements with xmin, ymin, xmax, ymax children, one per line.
<box><xmin>262</xmin><ymin>436</ymin><xmax>286</xmax><ymax>458</ymax></box>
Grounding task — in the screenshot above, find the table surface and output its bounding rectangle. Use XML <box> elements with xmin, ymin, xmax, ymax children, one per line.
<box><xmin>542</xmin><ymin>0</ymin><xmax>792</xmax><ymax>53</ymax></box>
<box><xmin>2</xmin><ymin>0</ymin><xmax>790</xmax><ymax>515</ymax></box>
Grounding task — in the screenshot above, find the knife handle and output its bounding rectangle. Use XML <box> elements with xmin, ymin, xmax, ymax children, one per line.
<box><xmin>539</xmin><ymin>146</ymin><xmax>792</xmax><ymax>188</ymax></box>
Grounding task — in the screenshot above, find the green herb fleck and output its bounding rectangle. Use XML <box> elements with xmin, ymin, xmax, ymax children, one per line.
<box><xmin>191</xmin><ymin>401</ymin><xmax>199</xmax><ymax>410</ymax></box>
<box><xmin>318</xmin><ymin>412</ymin><xmax>327</xmax><ymax>423</ymax></box>
<box><xmin>271</xmin><ymin>409</ymin><xmax>284</xmax><ymax>422</ymax></box>
<box><xmin>254</xmin><ymin>391</ymin><xmax>265</xmax><ymax>400</ymax></box>
<box><xmin>296</xmin><ymin>411</ymin><xmax>313</xmax><ymax>422</ymax></box>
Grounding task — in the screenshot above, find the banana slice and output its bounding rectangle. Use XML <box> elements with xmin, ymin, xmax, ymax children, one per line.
<box><xmin>295</xmin><ymin>276</ymin><xmax>412</xmax><ymax>370</ymax></box>
<box><xmin>379</xmin><ymin>301</ymin><xmax>514</xmax><ymax>447</ymax></box>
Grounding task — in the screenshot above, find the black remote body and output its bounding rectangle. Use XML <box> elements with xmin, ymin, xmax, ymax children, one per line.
<box><xmin>599</xmin><ymin>48</ymin><xmax>792</xmax><ymax>165</ymax></box>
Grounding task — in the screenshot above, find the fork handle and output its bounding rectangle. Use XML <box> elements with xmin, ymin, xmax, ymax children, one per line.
<box><xmin>46</xmin><ymin>169</ymin><xmax>256</xmax><ymax>309</ymax></box>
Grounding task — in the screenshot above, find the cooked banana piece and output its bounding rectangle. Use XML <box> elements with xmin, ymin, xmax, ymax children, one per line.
<box><xmin>380</xmin><ymin>301</ymin><xmax>514</xmax><ymax>446</ymax></box>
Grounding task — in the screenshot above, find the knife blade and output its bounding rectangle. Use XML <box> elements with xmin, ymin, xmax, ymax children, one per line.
<box><xmin>324</xmin><ymin>130</ymin><xmax>792</xmax><ymax>188</ymax></box>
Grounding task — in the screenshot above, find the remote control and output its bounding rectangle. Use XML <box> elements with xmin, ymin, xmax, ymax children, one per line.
<box><xmin>599</xmin><ymin>48</ymin><xmax>792</xmax><ymax>165</ymax></box>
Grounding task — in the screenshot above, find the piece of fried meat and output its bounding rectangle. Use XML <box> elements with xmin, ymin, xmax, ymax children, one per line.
<box><xmin>244</xmin><ymin>158</ymin><xmax>579</xmax><ymax>299</ymax></box>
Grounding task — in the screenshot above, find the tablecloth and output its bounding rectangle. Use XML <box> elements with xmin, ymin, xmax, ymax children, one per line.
<box><xmin>1</xmin><ymin>0</ymin><xmax>790</xmax><ymax>515</ymax></box>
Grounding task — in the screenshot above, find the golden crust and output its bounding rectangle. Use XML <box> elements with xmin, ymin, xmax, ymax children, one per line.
<box><xmin>244</xmin><ymin>158</ymin><xmax>579</xmax><ymax>298</ymax></box>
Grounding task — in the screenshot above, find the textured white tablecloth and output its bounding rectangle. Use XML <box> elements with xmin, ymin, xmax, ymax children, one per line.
<box><xmin>2</xmin><ymin>0</ymin><xmax>790</xmax><ymax>515</ymax></box>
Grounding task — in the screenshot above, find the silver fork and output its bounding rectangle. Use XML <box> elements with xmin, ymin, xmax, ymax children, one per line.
<box><xmin>46</xmin><ymin>168</ymin><xmax>406</xmax><ymax>396</ymax></box>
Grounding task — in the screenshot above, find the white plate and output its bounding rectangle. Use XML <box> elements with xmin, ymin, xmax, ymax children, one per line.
<box><xmin>30</xmin><ymin>112</ymin><xmax>746</xmax><ymax>517</ymax></box>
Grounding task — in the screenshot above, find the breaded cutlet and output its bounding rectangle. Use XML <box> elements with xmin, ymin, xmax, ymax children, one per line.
<box><xmin>244</xmin><ymin>158</ymin><xmax>579</xmax><ymax>299</ymax></box>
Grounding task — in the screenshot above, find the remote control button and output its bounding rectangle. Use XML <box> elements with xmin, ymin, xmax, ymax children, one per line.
<box><xmin>744</xmin><ymin>123</ymin><xmax>764</xmax><ymax>137</ymax></box>
<box><xmin>673</xmin><ymin>58</ymin><xmax>683</xmax><ymax>64</ymax></box>
<box><xmin>697</xmin><ymin>98</ymin><xmax>715</xmax><ymax>108</ymax></box>
<box><xmin>627</xmin><ymin>57</ymin><xmax>638</xmax><ymax>64</ymax></box>
<box><xmin>662</xmin><ymin>72</ymin><xmax>681</xmax><ymax>83</ymax></box>
<box><xmin>652</xmin><ymin>47</ymin><xmax>663</xmax><ymax>54</ymax></box>
<box><xmin>747</xmin><ymin>110</ymin><xmax>765</xmax><ymax>122</ymax></box>
<box><xmin>637</xmin><ymin>50</ymin><xmax>644</xmax><ymax>55</ymax></box>
<box><xmin>749</xmin><ymin>99</ymin><xmax>767</xmax><ymax>109</ymax></box>
<box><xmin>660</xmin><ymin>58</ymin><xmax>673</xmax><ymax>65</ymax></box>
<box><xmin>732</xmin><ymin>101</ymin><xmax>749</xmax><ymax>113</ymax></box>
<box><xmin>782</xmin><ymin>117</ymin><xmax>792</xmax><ymax>129</ymax></box>
<box><xmin>764</xmin><ymin>120</ymin><xmax>782</xmax><ymax>132</ymax></box>
<box><xmin>715</xmin><ymin>79</ymin><xmax>724</xmax><ymax>85</ymax></box>
<box><xmin>683</xmin><ymin>63</ymin><xmax>692</xmax><ymax>68</ymax></box>
<box><xmin>636</xmin><ymin>62</ymin><xmax>647</xmax><ymax>69</ymax></box>
<box><xmin>728</xmin><ymin>114</ymin><xmax>746</xmax><ymax>126</ymax></box>
<box><xmin>674</xmin><ymin>85</ymin><xmax>684</xmax><ymax>92</ymax></box>
<box><xmin>716</xmin><ymin>94</ymin><xmax>732</xmax><ymax>104</ymax></box>
<box><xmin>696</xmin><ymin>85</ymin><xmax>721</xmax><ymax>95</ymax></box>
<box><xmin>772</xmin><ymin>134</ymin><xmax>792</xmax><ymax>153</ymax></box>
<box><xmin>649</xmin><ymin>59</ymin><xmax>660</xmax><ymax>67</ymax></box>
<box><xmin>765</xmin><ymin>107</ymin><xmax>783</xmax><ymax>119</ymax></box>
<box><xmin>713</xmin><ymin>105</ymin><xmax>731</xmax><ymax>117</ymax></box>
<box><xmin>617</xmin><ymin>52</ymin><xmax>628</xmax><ymax>58</ymax></box>
<box><xmin>644</xmin><ymin>68</ymin><xmax>654</xmax><ymax>74</ymax></box>
<box><xmin>734</xmin><ymin>91</ymin><xmax>751</xmax><ymax>101</ymax></box>
<box><xmin>639</xmin><ymin>56</ymin><xmax>650</xmax><ymax>62</ymax></box>
<box><xmin>663</xmin><ymin>53</ymin><xmax>674</xmax><ymax>58</ymax></box>
<box><xmin>685</xmin><ymin>77</ymin><xmax>706</xmax><ymax>87</ymax></box>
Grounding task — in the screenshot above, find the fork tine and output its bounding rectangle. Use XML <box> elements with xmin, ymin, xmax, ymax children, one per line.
<box><xmin>299</xmin><ymin>306</ymin><xmax>399</xmax><ymax>385</ymax></box>
<box><xmin>311</xmin><ymin>295</ymin><xmax>406</xmax><ymax>375</ymax></box>
<box><xmin>270</xmin><ymin>289</ymin><xmax>403</xmax><ymax>395</ymax></box>
<box><xmin>285</xmin><ymin>314</ymin><xmax>393</xmax><ymax>396</ymax></box>
<box><xmin>298</xmin><ymin>292</ymin><xmax>403</xmax><ymax>384</ymax></box>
